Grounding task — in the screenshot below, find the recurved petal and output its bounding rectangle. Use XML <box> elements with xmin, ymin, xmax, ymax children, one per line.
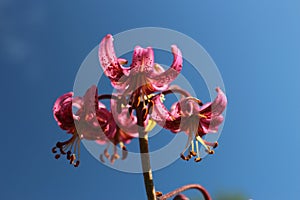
<box><xmin>99</xmin><ymin>34</ymin><xmax>128</xmax><ymax>86</ymax></box>
<box><xmin>150</xmin><ymin>45</ymin><xmax>183</xmax><ymax>91</ymax></box>
<box><xmin>82</xmin><ymin>85</ymin><xmax>98</xmax><ymax>114</ymax></box>
<box><xmin>150</xmin><ymin>95</ymin><xmax>181</xmax><ymax>132</ymax></box>
<box><xmin>200</xmin><ymin>87</ymin><xmax>227</xmax><ymax>116</ymax></box>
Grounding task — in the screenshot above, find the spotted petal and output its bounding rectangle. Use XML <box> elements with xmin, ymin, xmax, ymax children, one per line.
<box><xmin>150</xmin><ymin>95</ymin><xmax>181</xmax><ymax>132</ymax></box>
<box><xmin>130</xmin><ymin>46</ymin><xmax>155</xmax><ymax>75</ymax></box>
<box><xmin>99</xmin><ymin>34</ymin><xmax>129</xmax><ymax>90</ymax></box>
<box><xmin>150</xmin><ymin>45</ymin><xmax>183</xmax><ymax>91</ymax></box>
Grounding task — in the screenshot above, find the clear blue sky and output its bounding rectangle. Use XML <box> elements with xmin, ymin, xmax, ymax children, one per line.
<box><xmin>1</xmin><ymin>0</ymin><xmax>300</xmax><ymax>199</ymax></box>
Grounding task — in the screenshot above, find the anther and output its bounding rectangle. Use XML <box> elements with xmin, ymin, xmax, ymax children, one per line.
<box><xmin>99</xmin><ymin>154</ymin><xmax>105</xmax><ymax>163</ymax></box>
<box><xmin>74</xmin><ymin>161</ymin><xmax>80</xmax><ymax>167</ymax></box>
<box><xmin>213</xmin><ymin>142</ymin><xmax>218</xmax><ymax>148</ymax></box>
<box><xmin>194</xmin><ymin>157</ymin><xmax>202</xmax><ymax>162</ymax></box>
<box><xmin>113</xmin><ymin>153</ymin><xmax>120</xmax><ymax>160</ymax></box>
<box><xmin>110</xmin><ymin>154</ymin><xmax>120</xmax><ymax>164</ymax></box>
<box><xmin>104</xmin><ymin>149</ymin><xmax>110</xmax><ymax>159</ymax></box>
<box><xmin>206</xmin><ymin>149</ymin><xmax>215</xmax><ymax>154</ymax></box>
<box><xmin>121</xmin><ymin>146</ymin><xmax>128</xmax><ymax>160</ymax></box>
<box><xmin>69</xmin><ymin>154</ymin><xmax>75</xmax><ymax>164</ymax></box>
<box><xmin>67</xmin><ymin>152</ymin><xmax>71</xmax><ymax>160</ymax></box>
<box><xmin>59</xmin><ymin>148</ymin><xmax>66</xmax><ymax>155</ymax></box>
<box><xmin>52</xmin><ymin>147</ymin><xmax>57</xmax><ymax>153</ymax></box>
<box><xmin>155</xmin><ymin>191</ymin><xmax>163</xmax><ymax>197</ymax></box>
<box><xmin>55</xmin><ymin>154</ymin><xmax>60</xmax><ymax>159</ymax></box>
<box><xmin>119</xmin><ymin>142</ymin><xmax>128</xmax><ymax>160</ymax></box>
<box><xmin>189</xmin><ymin>151</ymin><xmax>197</xmax><ymax>157</ymax></box>
<box><xmin>180</xmin><ymin>153</ymin><xmax>188</xmax><ymax>161</ymax></box>
<box><xmin>56</xmin><ymin>142</ymin><xmax>63</xmax><ymax>148</ymax></box>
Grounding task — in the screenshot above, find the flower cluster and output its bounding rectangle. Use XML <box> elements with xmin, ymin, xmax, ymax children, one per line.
<box><xmin>52</xmin><ymin>34</ymin><xmax>227</xmax><ymax>167</ymax></box>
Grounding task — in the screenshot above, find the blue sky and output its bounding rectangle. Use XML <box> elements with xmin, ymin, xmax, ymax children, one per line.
<box><xmin>1</xmin><ymin>0</ymin><xmax>300</xmax><ymax>199</ymax></box>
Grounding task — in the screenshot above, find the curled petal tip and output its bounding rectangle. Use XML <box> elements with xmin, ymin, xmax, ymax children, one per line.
<box><xmin>171</xmin><ymin>45</ymin><xmax>179</xmax><ymax>53</ymax></box>
<box><xmin>171</xmin><ymin>45</ymin><xmax>182</xmax><ymax>59</ymax></box>
<box><xmin>105</xmin><ymin>34</ymin><xmax>113</xmax><ymax>39</ymax></box>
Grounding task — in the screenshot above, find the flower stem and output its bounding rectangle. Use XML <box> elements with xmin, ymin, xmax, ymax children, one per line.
<box><xmin>136</xmin><ymin>104</ymin><xmax>156</xmax><ymax>200</ymax></box>
<box><xmin>139</xmin><ymin>132</ymin><xmax>156</xmax><ymax>200</ymax></box>
<box><xmin>159</xmin><ymin>184</ymin><xmax>212</xmax><ymax>200</ymax></box>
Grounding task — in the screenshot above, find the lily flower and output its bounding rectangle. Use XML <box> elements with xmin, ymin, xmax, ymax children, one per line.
<box><xmin>52</xmin><ymin>85</ymin><xmax>138</xmax><ymax>167</ymax></box>
<box><xmin>150</xmin><ymin>87</ymin><xmax>227</xmax><ymax>162</ymax></box>
<box><xmin>98</xmin><ymin>34</ymin><xmax>183</xmax><ymax>108</ymax></box>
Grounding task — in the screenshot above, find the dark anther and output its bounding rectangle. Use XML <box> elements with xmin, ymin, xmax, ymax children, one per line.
<box><xmin>59</xmin><ymin>148</ymin><xmax>66</xmax><ymax>155</ymax></box>
<box><xmin>180</xmin><ymin>153</ymin><xmax>188</xmax><ymax>161</ymax></box>
<box><xmin>74</xmin><ymin>161</ymin><xmax>80</xmax><ymax>167</ymax></box>
<box><xmin>213</xmin><ymin>142</ymin><xmax>218</xmax><ymax>149</ymax></box>
<box><xmin>121</xmin><ymin>146</ymin><xmax>128</xmax><ymax>160</ymax></box>
<box><xmin>69</xmin><ymin>154</ymin><xmax>75</xmax><ymax>164</ymax></box>
<box><xmin>55</xmin><ymin>154</ymin><xmax>61</xmax><ymax>159</ymax></box>
<box><xmin>156</xmin><ymin>191</ymin><xmax>163</xmax><ymax>197</ymax></box>
<box><xmin>52</xmin><ymin>147</ymin><xmax>57</xmax><ymax>153</ymax></box>
<box><xmin>56</xmin><ymin>142</ymin><xmax>62</xmax><ymax>148</ymax></box>
<box><xmin>207</xmin><ymin>150</ymin><xmax>214</xmax><ymax>155</ymax></box>
<box><xmin>194</xmin><ymin>157</ymin><xmax>202</xmax><ymax>162</ymax></box>
<box><xmin>190</xmin><ymin>151</ymin><xmax>197</xmax><ymax>157</ymax></box>
<box><xmin>99</xmin><ymin>154</ymin><xmax>105</xmax><ymax>163</ymax></box>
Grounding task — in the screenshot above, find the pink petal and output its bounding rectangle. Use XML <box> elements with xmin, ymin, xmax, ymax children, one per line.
<box><xmin>200</xmin><ymin>87</ymin><xmax>227</xmax><ymax>116</ymax></box>
<box><xmin>150</xmin><ymin>95</ymin><xmax>181</xmax><ymax>132</ymax></box>
<box><xmin>149</xmin><ymin>45</ymin><xmax>183</xmax><ymax>91</ymax></box>
<box><xmin>129</xmin><ymin>46</ymin><xmax>155</xmax><ymax>75</ymax></box>
<box><xmin>110</xmin><ymin>99</ymin><xmax>138</xmax><ymax>134</ymax></box>
<box><xmin>199</xmin><ymin>115</ymin><xmax>224</xmax><ymax>134</ymax></box>
<box><xmin>98</xmin><ymin>34</ymin><xmax>129</xmax><ymax>89</ymax></box>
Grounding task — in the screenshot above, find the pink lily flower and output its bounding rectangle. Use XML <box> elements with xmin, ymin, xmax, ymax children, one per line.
<box><xmin>52</xmin><ymin>85</ymin><xmax>138</xmax><ymax>166</ymax></box>
<box><xmin>150</xmin><ymin>87</ymin><xmax>227</xmax><ymax>162</ymax></box>
<box><xmin>98</xmin><ymin>34</ymin><xmax>183</xmax><ymax>97</ymax></box>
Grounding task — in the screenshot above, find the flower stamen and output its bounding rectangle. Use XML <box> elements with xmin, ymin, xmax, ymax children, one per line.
<box><xmin>196</xmin><ymin>136</ymin><xmax>214</xmax><ymax>155</ymax></box>
<box><xmin>189</xmin><ymin>140</ymin><xmax>197</xmax><ymax>157</ymax></box>
<box><xmin>193</xmin><ymin>140</ymin><xmax>202</xmax><ymax>162</ymax></box>
<box><xmin>99</xmin><ymin>142</ymin><xmax>129</xmax><ymax>163</ymax></box>
<box><xmin>51</xmin><ymin>132</ymin><xmax>81</xmax><ymax>167</ymax></box>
